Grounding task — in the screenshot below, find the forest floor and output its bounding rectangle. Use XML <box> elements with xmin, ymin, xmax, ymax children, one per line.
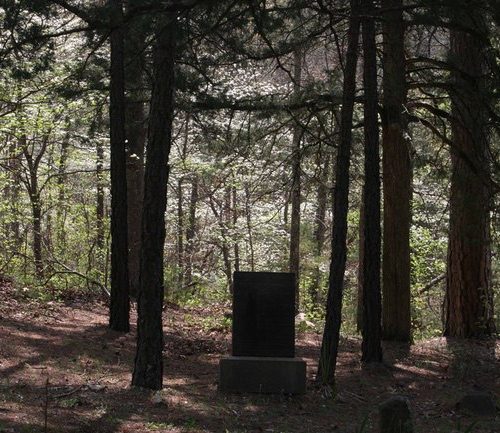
<box><xmin>0</xmin><ymin>284</ymin><xmax>498</xmax><ymax>433</ymax></box>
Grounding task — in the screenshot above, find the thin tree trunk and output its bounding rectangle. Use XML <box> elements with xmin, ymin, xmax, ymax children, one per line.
<box><xmin>361</xmin><ymin>0</ymin><xmax>383</xmax><ymax>363</ymax></box>
<box><xmin>208</xmin><ymin>193</ymin><xmax>233</xmax><ymax>294</ymax></box>
<box><xmin>95</xmin><ymin>115</ymin><xmax>105</xmax><ymax>250</ymax></box>
<box><xmin>31</xmin><ymin>192</ymin><xmax>43</xmax><ymax>278</ymax></box>
<box><xmin>309</xmin><ymin>150</ymin><xmax>330</xmax><ymax>308</ymax></box>
<box><xmin>224</xmin><ymin>187</ymin><xmax>233</xmax><ymax>292</ymax></box>
<box><xmin>176</xmin><ymin>114</ymin><xmax>189</xmax><ymax>288</ymax></box>
<box><xmin>185</xmin><ymin>174</ymin><xmax>198</xmax><ymax>285</ymax></box>
<box><xmin>356</xmin><ymin>194</ymin><xmax>365</xmax><ymax>333</ymax></box>
<box><xmin>232</xmin><ymin>185</ymin><xmax>240</xmax><ymax>272</ymax></box>
<box><xmin>444</xmin><ymin>4</ymin><xmax>495</xmax><ymax>337</ymax></box>
<box><xmin>289</xmin><ymin>47</ymin><xmax>303</xmax><ymax>311</ymax></box>
<box><xmin>381</xmin><ymin>0</ymin><xmax>412</xmax><ymax>342</ymax></box>
<box><xmin>109</xmin><ymin>0</ymin><xmax>130</xmax><ymax>332</ymax></box>
<box><xmin>244</xmin><ymin>183</ymin><xmax>255</xmax><ymax>272</ymax></box>
<box><xmin>317</xmin><ymin>0</ymin><xmax>361</xmax><ymax>386</ymax></box>
<box><xmin>177</xmin><ymin>177</ymin><xmax>184</xmax><ymax>287</ymax></box>
<box><xmin>56</xmin><ymin>125</ymin><xmax>70</xmax><ymax>247</ymax></box>
<box><xmin>132</xmin><ymin>13</ymin><xmax>176</xmax><ymax>390</ymax></box>
<box><xmin>8</xmin><ymin>137</ymin><xmax>21</xmax><ymax>246</ymax></box>
<box><xmin>22</xmin><ymin>135</ymin><xmax>46</xmax><ymax>279</ymax></box>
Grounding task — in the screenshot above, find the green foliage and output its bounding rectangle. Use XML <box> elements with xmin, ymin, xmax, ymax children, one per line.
<box><xmin>410</xmin><ymin>225</ymin><xmax>447</xmax><ymax>340</ymax></box>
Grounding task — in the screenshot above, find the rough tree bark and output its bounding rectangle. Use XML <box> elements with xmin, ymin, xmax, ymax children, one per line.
<box><xmin>361</xmin><ymin>0</ymin><xmax>383</xmax><ymax>363</ymax></box>
<box><xmin>125</xmin><ymin>0</ymin><xmax>147</xmax><ymax>299</ymax></box>
<box><xmin>109</xmin><ymin>0</ymin><xmax>130</xmax><ymax>332</ymax></box>
<box><xmin>289</xmin><ymin>47</ymin><xmax>303</xmax><ymax>311</ymax></box>
<box><xmin>381</xmin><ymin>0</ymin><xmax>412</xmax><ymax>342</ymax></box>
<box><xmin>132</xmin><ymin>12</ymin><xmax>176</xmax><ymax>390</ymax></box>
<box><xmin>317</xmin><ymin>0</ymin><xmax>361</xmax><ymax>386</ymax></box>
<box><xmin>444</xmin><ymin>3</ymin><xmax>496</xmax><ymax>337</ymax></box>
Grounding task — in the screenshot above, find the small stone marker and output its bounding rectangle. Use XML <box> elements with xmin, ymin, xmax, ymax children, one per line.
<box><xmin>219</xmin><ymin>271</ymin><xmax>306</xmax><ymax>394</ymax></box>
<box><xmin>379</xmin><ymin>395</ymin><xmax>413</xmax><ymax>433</ymax></box>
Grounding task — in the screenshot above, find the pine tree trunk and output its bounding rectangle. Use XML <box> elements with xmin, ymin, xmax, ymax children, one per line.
<box><xmin>109</xmin><ymin>0</ymin><xmax>130</xmax><ymax>332</ymax></box>
<box><xmin>289</xmin><ymin>47</ymin><xmax>302</xmax><ymax>311</ymax></box>
<box><xmin>125</xmin><ymin>0</ymin><xmax>146</xmax><ymax>299</ymax></box>
<box><xmin>132</xmin><ymin>14</ymin><xmax>176</xmax><ymax>390</ymax></box>
<box><xmin>444</xmin><ymin>5</ymin><xmax>495</xmax><ymax>337</ymax></box>
<box><xmin>381</xmin><ymin>0</ymin><xmax>412</xmax><ymax>342</ymax></box>
<box><xmin>317</xmin><ymin>0</ymin><xmax>361</xmax><ymax>386</ymax></box>
<box><xmin>361</xmin><ymin>0</ymin><xmax>383</xmax><ymax>363</ymax></box>
<box><xmin>125</xmin><ymin>97</ymin><xmax>145</xmax><ymax>299</ymax></box>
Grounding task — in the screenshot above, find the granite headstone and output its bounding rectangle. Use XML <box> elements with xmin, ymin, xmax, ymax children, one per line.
<box><xmin>232</xmin><ymin>271</ymin><xmax>295</xmax><ymax>358</ymax></box>
<box><xmin>219</xmin><ymin>271</ymin><xmax>306</xmax><ymax>394</ymax></box>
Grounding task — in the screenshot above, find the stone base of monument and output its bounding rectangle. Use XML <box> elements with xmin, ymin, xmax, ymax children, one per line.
<box><xmin>219</xmin><ymin>356</ymin><xmax>306</xmax><ymax>394</ymax></box>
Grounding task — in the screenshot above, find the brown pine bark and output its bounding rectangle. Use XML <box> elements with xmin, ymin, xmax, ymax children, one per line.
<box><xmin>444</xmin><ymin>5</ymin><xmax>495</xmax><ymax>338</ymax></box>
<box><xmin>361</xmin><ymin>0</ymin><xmax>383</xmax><ymax>363</ymax></box>
<box><xmin>317</xmin><ymin>0</ymin><xmax>361</xmax><ymax>386</ymax></box>
<box><xmin>109</xmin><ymin>0</ymin><xmax>130</xmax><ymax>332</ymax></box>
<box><xmin>132</xmin><ymin>12</ymin><xmax>176</xmax><ymax>390</ymax></box>
<box><xmin>381</xmin><ymin>0</ymin><xmax>412</xmax><ymax>342</ymax></box>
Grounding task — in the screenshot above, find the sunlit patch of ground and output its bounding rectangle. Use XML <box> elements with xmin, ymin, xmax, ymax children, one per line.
<box><xmin>0</xmin><ymin>285</ymin><xmax>498</xmax><ymax>432</ymax></box>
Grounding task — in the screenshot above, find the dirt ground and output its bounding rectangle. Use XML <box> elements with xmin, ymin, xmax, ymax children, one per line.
<box><xmin>0</xmin><ymin>285</ymin><xmax>498</xmax><ymax>433</ymax></box>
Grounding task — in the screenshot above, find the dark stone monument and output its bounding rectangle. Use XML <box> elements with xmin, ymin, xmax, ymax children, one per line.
<box><xmin>219</xmin><ymin>272</ymin><xmax>306</xmax><ymax>394</ymax></box>
<box><xmin>232</xmin><ymin>271</ymin><xmax>295</xmax><ymax>357</ymax></box>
